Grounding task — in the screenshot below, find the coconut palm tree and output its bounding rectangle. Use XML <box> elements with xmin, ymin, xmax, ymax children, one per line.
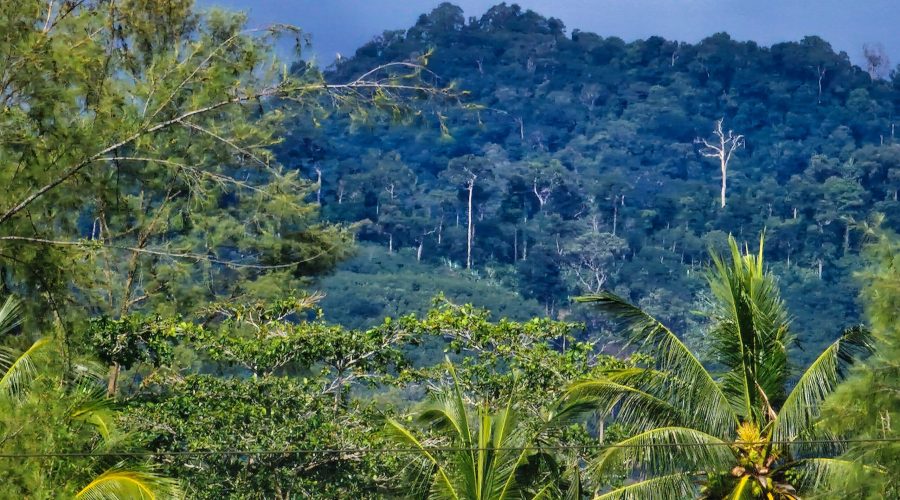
<box><xmin>0</xmin><ymin>294</ymin><xmax>180</xmax><ymax>498</ymax></box>
<box><xmin>570</xmin><ymin>235</ymin><xmax>872</xmax><ymax>499</ymax></box>
<box><xmin>385</xmin><ymin>360</ymin><xmax>589</xmax><ymax>499</ymax></box>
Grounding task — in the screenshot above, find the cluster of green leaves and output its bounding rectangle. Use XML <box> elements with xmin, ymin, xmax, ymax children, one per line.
<box><xmin>86</xmin><ymin>314</ymin><xmax>191</xmax><ymax>371</ymax></box>
<box><xmin>111</xmin><ymin>292</ymin><xmax>630</xmax><ymax>498</ymax></box>
<box><xmin>394</xmin><ymin>296</ymin><xmax>643</xmax><ymax>405</ymax></box>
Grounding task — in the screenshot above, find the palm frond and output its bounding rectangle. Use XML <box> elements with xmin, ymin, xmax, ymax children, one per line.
<box><xmin>576</xmin><ymin>293</ymin><xmax>737</xmax><ymax>437</ymax></box>
<box><xmin>490</xmin><ymin>397</ymin><xmax>530</xmax><ymax>500</ymax></box>
<box><xmin>772</xmin><ymin>326</ymin><xmax>872</xmax><ymax>443</ymax></box>
<box><xmin>67</xmin><ymin>366</ymin><xmax>119</xmax><ymax>441</ymax></box>
<box><xmin>74</xmin><ymin>468</ymin><xmax>181</xmax><ymax>500</ymax></box>
<box><xmin>384</xmin><ymin>418</ymin><xmax>460</xmax><ymax>500</ymax></box>
<box><xmin>590</xmin><ymin>426</ymin><xmax>733</xmax><ymax>478</ymax></box>
<box><xmin>71</xmin><ymin>399</ymin><xmax>117</xmax><ymax>442</ymax></box>
<box><xmin>0</xmin><ymin>337</ymin><xmax>51</xmax><ymax>398</ymax></box>
<box><xmin>562</xmin><ymin>460</ymin><xmax>583</xmax><ymax>500</ymax></box>
<box><xmin>543</xmin><ymin>396</ymin><xmax>598</xmax><ymax>431</ymax></box>
<box><xmin>706</xmin><ymin>234</ymin><xmax>792</xmax><ymax>424</ymax></box>
<box><xmin>594</xmin><ymin>472</ymin><xmax>695</xmax><ymax>500</ymax></box>
<box><xmin>728</xmin><ymin>475</ymin><xmax>754</xmax><ymax>499</ymax></box>
<box><xmin>780</xmin><ymin>458</ymin><xmax>880</xmax><ymax>495</ymax></box>
<box><xmin>0</xmin><ymin>295</ymin><xmax>23</xmax><ymax>337</ymax></box>
<box><xmin>566</xmin><ymin>377</ymin><xmax>685</xmax><ymax>431</ymax></box>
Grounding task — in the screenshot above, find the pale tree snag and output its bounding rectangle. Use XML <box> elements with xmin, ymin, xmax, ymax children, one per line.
<box><xmin>314</xmin><ymin>166</ymin><xmax>322</xmax><ymax>205</ymax></box>
<box><xmin>816</xmin><ymin>65</ymin><xmax>827</xmax><ymax>104</ymax></box>
<box><xmin>533</xmin><ymin>178</ymin><xmax>553</xmax><ymax>210</ymax></box>
<box><xmin>465</xmin><ymin>173</ymin><xmax>476</xmax><ymax>269</ymax></box>
<box><xmin>415</xmin><ymin>229</ymin><xmax>436</xmax><ymax>262</ymax></box>
<box><xmin>696</xmin><ymin>118</ymin><xmax>745</xmax><ymax>208</ymax></box>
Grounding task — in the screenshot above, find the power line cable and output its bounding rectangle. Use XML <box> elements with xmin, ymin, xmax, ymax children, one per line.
<box><xmin>3</xmin><ymin>438</ymin><xmax>898</xmax><ymax>459</ymax></box>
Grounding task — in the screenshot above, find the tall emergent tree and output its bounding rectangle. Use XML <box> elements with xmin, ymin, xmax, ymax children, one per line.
<box><xmin>0</xmin><ymin>0</ymin><xmax>452</xmax><ymax>392</ymax></box>
<box><xmin>571</xmin><ymin>235</ymin><xmax>873</xmax><ymax>498</ymax></box>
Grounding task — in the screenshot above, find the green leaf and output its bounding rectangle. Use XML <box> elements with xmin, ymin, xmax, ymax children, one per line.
<box><xmin>594</xmin><ymin>472</ymin><xmax>695</xmax><ymax>500</ymax></box>
<box><xmin>74</xmin><ymin>468</ymin><xmax>181</xmax><ymax>500</ymax></box>
<box><xmin>772</xmin><ymin>325</ymin><xmax>872</xmax><ymax>443</ymax></box>
<box><xmin>590</xmin><ymin>426</ymin><xmax>733</xmax><ymax>478</ymax></box>
<box><xmin>0</xmin><ymin>337</ymin><xmax>51</xmax><ymax>398</ymax></box>
<box><xmin>575</xmin><ymin>293</ymin><xmax>737</xmax><ymax>437</ymax></box>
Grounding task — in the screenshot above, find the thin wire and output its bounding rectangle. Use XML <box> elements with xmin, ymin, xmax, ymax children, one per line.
<box><xmin>3</xmin><ymin>438</ymin><xmax>898</xmax><ymax>459</ymax></box>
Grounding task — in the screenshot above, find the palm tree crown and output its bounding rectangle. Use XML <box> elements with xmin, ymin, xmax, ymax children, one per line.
<box><xmin>385</xmin><ymin>360</ymin><xmax>588</xmax><ymax>499</ymax></box>
<box><xmin>572</xmin><ymin>235</ymin><xmax>872</xmax><ymax>499</ymax></box>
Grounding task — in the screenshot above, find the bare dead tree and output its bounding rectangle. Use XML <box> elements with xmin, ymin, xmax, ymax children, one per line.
<box><xmin>863</xmin><ymin>43</ymin><xmax>891</xmax><ymax>80</ymax></box>
<box><xmin>816</xmin><ymin>65</ymin><xmax>827</xmax><ymax>104</ymax></box>
<box><xmin>514</xmin><ymin>116</ymin><xmax>525</xmax><ymax>140</ymax></box>
<box><xmin>461</xmin><ymin>171</ymin><xmax>478</xmax><ymax>269</ymax></box>
<box><xmin>696</xmin><ymin>118</ymin><xmax>745</xmax><ymax>208</ymax></box>
<box><xmin>533</xmin><ymin>178</ymin><xmax>553</xmax><ymax>210</ymax></box>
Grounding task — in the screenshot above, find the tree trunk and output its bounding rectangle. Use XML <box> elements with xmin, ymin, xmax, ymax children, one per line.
<box><xmin>466</xmin><ymin>179</ymin><xmax>475</xmax><ymax>269</ymax></box>
<box><xmin>844</xmin><ymin>223</ymin><xmax>850</xmax><ymax>256</ymax></box>
<box><xmin>720</xmin><ymin>159</ymin><xmax>727</xmax><ymax>208</ymax></box>
<box><xmin>513</xmin><ymin>228</ymin><xmax>518</xmax><ymax>263</ymax></box>
<box><xmin>107</xmin><ymin>363</ymin><xmax>120</xmax><ymax>396</ymax></box>
<box><xmin>315</xmin><ymin>166</ymin><xmax>322</xmax><ymax>205</ymax></box>
<box><xmin>612</xmin><ymin>203</ymin><xmax>618</xmax><ymax>236</ymax></box>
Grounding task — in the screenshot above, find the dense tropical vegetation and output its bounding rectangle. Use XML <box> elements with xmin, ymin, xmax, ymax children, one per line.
<box><xmin>0</xmin><ymin>0</ymin><xmax>897</xmax><ymax>498</ymax></box>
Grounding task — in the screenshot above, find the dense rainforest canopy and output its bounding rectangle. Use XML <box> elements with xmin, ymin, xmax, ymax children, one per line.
<box><xmin>289</xmin><ymin>2</ymin><xmax>900</xmax><ymax>361</ymax></box>
<box><xmin>0</xmin><ymin>1</ymin><xmax>897</xmax><ymax>499</ymax></box>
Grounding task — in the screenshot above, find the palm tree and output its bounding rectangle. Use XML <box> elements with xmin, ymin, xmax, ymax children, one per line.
<box><xmin>385</xmin><ymin>360</ymin><xmax>588</xmax><ymax>499</ymax></box>
<box><xmin>570</xmin><ymin>235</ymin><xmax>872</xmax><ymax>499</ymax></box>
<box><xmin>0</xmin><ymin>294</ymin><xmax>180</xmax><ymax>499</ymax></box>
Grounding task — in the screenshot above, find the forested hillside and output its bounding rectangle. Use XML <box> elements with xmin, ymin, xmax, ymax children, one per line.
<box><xmin>2</xmin><ymin>1</ymin><xmax>898</xmax><ymax>498</ymax></box>
<box><xmin>281</xmin><ymin>2</ymin><xmax>900</xmax><ymax>358</ymax></box>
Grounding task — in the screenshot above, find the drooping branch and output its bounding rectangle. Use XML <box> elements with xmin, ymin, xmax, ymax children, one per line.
<box><xmin>0</xmin><ymin>236</ymin><xmax>335</xmax><ymax>270</ymax></box>
<box><xmin>0</xmin><ymin>60</ymin><xmax>456</xmax><ymax>228</ymax></box>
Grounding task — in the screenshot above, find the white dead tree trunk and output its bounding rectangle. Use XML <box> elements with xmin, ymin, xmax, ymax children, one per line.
<box><xmin>514</xmin><ymin>116</ymin><xmax>525</xmax><ymax>140</ymax></box>
<box><xmin>816</xmin><ymin>65</ymin><xmax>827</xmax><ymax>104</ymax></box>
<box><xmin>465</xmin><ymin>174</ymin><xmax>477</xmax><ymax>270</ymax></box>
<box><xmin>314</xmin><ymin>166</ymin><xmax>322</xmax><ymax>205</ymax></box>
<box><xmin>696</xmin><ymin>118</ymin><xmax>745</xmax><ymax>208</ymax></box>
<box><xmin>533</xmin><ymin>178</ymin><xmax>552</xmax><ymax>210</ymax></box>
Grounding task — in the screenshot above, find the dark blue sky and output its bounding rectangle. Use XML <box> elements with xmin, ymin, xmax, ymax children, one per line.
<box><xmin>203</xmin><ymin>1</ymin><xmax>899</xmax><ymax>69</ymax></box>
